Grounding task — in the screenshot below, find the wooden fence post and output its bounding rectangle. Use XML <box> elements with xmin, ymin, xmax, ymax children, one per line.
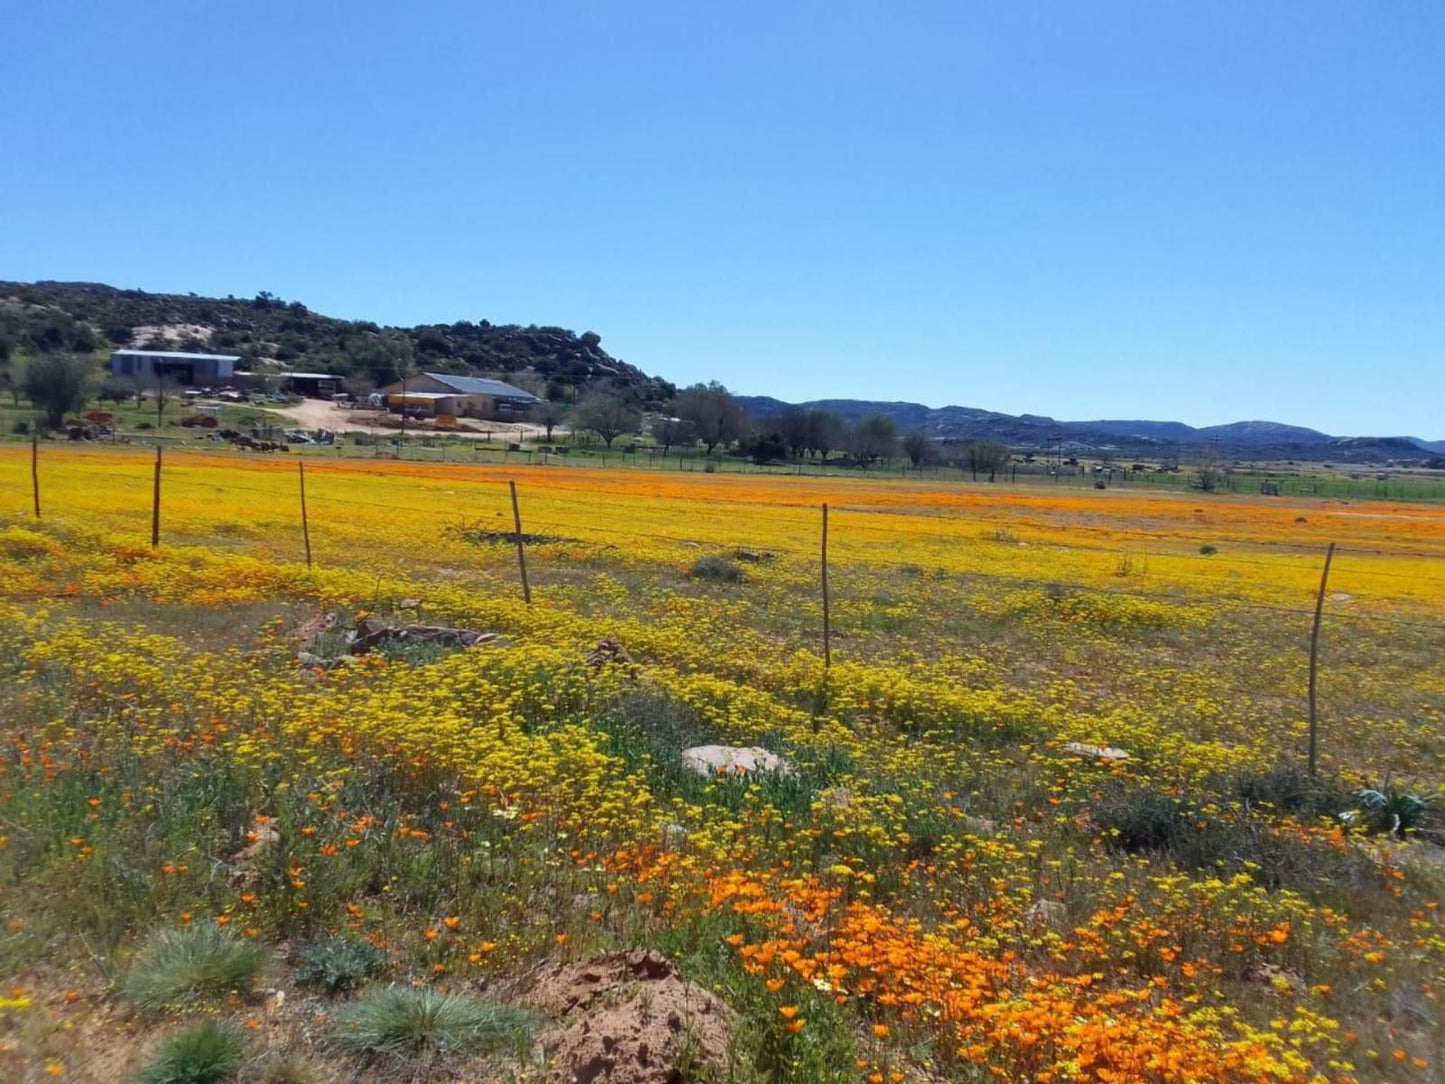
<box><xmin>31</xmin><ymin>430</ymin><xmax>40</xmax><ymax>519</ymax></box>
<box><xmin>1307</xmin><ymin>542</ymin><xmax>1336</xmax><ymax>775</ymax></box>
<box><xmin>509</xmin><ymin>480</ymin><xmax>531</xmax><ymax>605</ymax></box>
<box><xmin>150</xmin><ymin>445</ymin><xmax>162</xmax><ymax>548</ymax></box>
<box><xmin>821</xmin><ymin>503</ymin><xmax>831</xmax><ymax>669</ymax></box>
<box><xmin>298</xmin><ymin>459</ymin><xmax>312</xmax><ymax>568</ymax></box>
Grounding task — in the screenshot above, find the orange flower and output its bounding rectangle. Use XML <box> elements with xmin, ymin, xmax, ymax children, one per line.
<box><xmin>871</xmin><ymin>1023</ymin><xmax>889</xmax><ymax>1038</ymax></box>
<box><xmin>779</xmin><ymin>1005</ymin><xmax>800</xmax><ymax>1020</ymax></box>
<box><xmin>423</xmin><ymin>928</ymin><xmax>439</xmax><ymax>941</ymax></box>
<box><xmin>444</xmin><ymin>916</ymin><xmax>461</xmax><ymax>930</ymax></box>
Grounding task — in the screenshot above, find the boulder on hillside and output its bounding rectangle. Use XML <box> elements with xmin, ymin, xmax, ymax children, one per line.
<box><xmin>680</xmin><ymin>745</ymin><xmax>793</xmax><ymax>777</ymax></box>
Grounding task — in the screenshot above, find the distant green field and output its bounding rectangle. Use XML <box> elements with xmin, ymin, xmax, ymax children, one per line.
<box><xmin>6</xmin><ymin>398</ymin><xmax>1444</xmax><ymax>502</ymax></box>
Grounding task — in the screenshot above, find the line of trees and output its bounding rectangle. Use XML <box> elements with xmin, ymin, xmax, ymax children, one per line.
<box><xmin>555</xmin><ymin>381</ymin><xmax>1017</xmax><ymax>475</ymax></box>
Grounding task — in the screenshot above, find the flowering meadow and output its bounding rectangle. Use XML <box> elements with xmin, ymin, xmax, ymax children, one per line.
<box><xmin>1</xmin><ymin>445</ymin><xmax>1441</xmax><ymax>1083</ymax></box>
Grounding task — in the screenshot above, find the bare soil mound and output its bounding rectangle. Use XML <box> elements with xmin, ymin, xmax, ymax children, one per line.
<box><xmin>525</xmin><ymin>950</ymin><xmax>733</xmax><ymax>1084</ymax></box>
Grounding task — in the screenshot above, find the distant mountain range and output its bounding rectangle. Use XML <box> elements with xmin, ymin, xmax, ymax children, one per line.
<box><xmin>737</xmin><ymin>397</ymin><xmax>1445</xmax><ymax>464</ymax></box>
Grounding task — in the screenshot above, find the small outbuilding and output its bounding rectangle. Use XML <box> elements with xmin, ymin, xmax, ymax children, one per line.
<box><xmin>379</xmin><ymin>372</ymin><xmax>539</xmax><ymax>420</ymax></box>
<box><xmin>283</xmin><ymin>372</ymin><xmax>344</xmax><ymax>398</ymax></box>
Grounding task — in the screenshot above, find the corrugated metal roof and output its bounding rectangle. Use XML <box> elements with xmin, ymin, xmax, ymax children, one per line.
<box><xmin>111</xmin><ymin>350</ymin><xmax>241</xmax><ymax>362</ymax></box>
<box><xmin>421</xmin><ymin>372</ymin><xmax>539</xmax><ymax>400</ymax></box>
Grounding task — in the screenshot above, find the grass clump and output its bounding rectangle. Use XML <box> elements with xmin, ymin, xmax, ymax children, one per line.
<box><xmin>122</xmin><ymin>924</ymin><xmax>268</xmax><ymax>1008</ymax></box>
<box><xmin>332</xmin><ymin>986</ymin><xmax>538</xmax><ymax>1061</ymax></box>
<box><xmin>1231</xmin><ymin>764</ymin><xmax>1352</xmax><ymax>819</ymax></box>
<box><xmin>132</xmin><ymin>1020</ymin><xmax>245</xmax><ymax>1084</ymax></box>
<box><xmin>688</xmin><ymin>555</ymin><xmax>744</xmax><ymax>582</ymax></box>
<box><xmin>295</xmin><ymin>936</ymin><xmax>389</xmax><ymax>993</ymax></box>
<box><xmin>238</xmin><ymin>1049</ymin><xmax>320</xmax><ymax>1084</ymax></box>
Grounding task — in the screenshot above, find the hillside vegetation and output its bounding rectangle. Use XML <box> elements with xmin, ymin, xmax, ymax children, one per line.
<box><xmin>0</xmin><ymin>280</ymin><xmax>674</xmax><ymax>403</ymax></box>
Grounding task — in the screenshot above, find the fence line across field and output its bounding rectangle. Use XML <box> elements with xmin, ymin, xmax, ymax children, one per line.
<box><xmin>18</xmin><ymin>451</ymin><xmax>1445</xmax><ymax>620</ymax></box>
<box><xmin>29</xmin><ymin>440</ymin><xmax>1445</xmax><ymax>558</ymax></box>
<box><xmin>14</xmin><ymin>449</ymin><xmax>1445</xmax><ymax>775</ymax></box>
<box><xmin>17</xmin><ymin>450</ymin><xmax>1445</xmax><ymax>632</ymax></box>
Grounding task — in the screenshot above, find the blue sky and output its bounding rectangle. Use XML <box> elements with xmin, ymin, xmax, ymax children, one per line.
<box><xmin>3</xmin><ymin>2</ymin><xmax>1442</xmax><ymax>436</ymax></box>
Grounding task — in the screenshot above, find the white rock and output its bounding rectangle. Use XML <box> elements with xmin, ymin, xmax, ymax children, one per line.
<box><xmin>680</xmin><ymin>745</ymin><xmax>794</xmax><ymax>777</ymax></box>
<box><xmin>1062</xmin><ymin>741</ymin><xmax>1130</xmax><ymax>762</ymax></box>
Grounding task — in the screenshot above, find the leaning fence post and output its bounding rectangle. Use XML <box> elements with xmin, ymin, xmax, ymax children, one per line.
<box><xmin>298</xmin><ymin>459</ymin><xmax>312</xmax><ymax>568</ymax></box>
<box><xmin>1307</xmin><ymin>542</ymin><xmax>1336</xmax><ymax>775</ymax></box>
<box><xmin>31</xmin><ymin>430</ymin><xmax>40</xmax><ymax>519</ymax></box>
<box><xmin>509</xmin><ymin>480</ymin><xmax>531</xmax><ymax>605</ymax></box>
<box><xmin>821</xmin><ymin>503</ymin><xmax>831</xmax><ymax>669</ymax></box>
<box><xmin>150</xmin><ymin>445</ymin><xmax>163</xmax><ymax>548</ymax></box>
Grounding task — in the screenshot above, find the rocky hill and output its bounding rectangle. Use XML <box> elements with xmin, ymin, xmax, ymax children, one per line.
<box><xmin>0</xmin><ymin>281</ymin><xmax>674</xmax><ymax>403</ymax></box>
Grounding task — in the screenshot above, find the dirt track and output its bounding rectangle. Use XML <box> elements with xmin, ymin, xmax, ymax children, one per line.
<box><xmin>265</xmin><ymin>399</ymin><xmax>560</xmax><ymax>440</ymax></box>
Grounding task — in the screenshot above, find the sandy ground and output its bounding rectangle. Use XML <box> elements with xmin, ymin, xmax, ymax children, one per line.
<box><xmin>265</xmin><ymin>399</ymin><xmax>560</xmax><ymax>440</ymax></box>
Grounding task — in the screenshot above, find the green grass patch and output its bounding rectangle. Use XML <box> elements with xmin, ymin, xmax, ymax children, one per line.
<box><xmin>331</xmin><ymin>986</ymin><xmax>538</xmax><ymax>1061</ymax></box>
<box><xmin>121</xmin><ymin>924</ymin><xmax>269</xmax><ymax>1008</ymax></box>
<box><xmin>132</xmin><ymin>1020</ymin><xmax>246</xmax><ymax>1084</ymax></box>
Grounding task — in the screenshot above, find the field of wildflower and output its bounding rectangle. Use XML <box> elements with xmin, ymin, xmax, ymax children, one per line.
<box><xmin>1</xmin><ymin>444</ymin><xmax>1441</xmax><ymax>1083</ymax></box>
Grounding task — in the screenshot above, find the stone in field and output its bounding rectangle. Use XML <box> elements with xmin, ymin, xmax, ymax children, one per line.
<box><xmin>1062</xmin><ymin>741</ymin><xmax>1130</xmax><ymax>762</ymax></box>
<box><xmin>680</xmin><ymin>745</ymin><xmax>793</xmax><ymax>777</ymax></box>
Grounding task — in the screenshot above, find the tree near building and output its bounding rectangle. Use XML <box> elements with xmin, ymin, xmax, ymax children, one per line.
<box><xmin>343</xmin><ymin>373</ymin><xmax>376</xmax><ymax>403</ymax></box>
<box><xmin>0</xmin><ymin>355</ymin><xmax>26</xmax><ymax>407</ymax></box>
<box><xmin>530</xmin><ymin>399</ymin><xmax>570</xmax><ymax>442</ymax></box>
<box><xmin>849</xmin><ymin>414</ymin><xmax>899</xmax><ymax>466</ymax></box>
<box><xmin>776</xmin><ymin>408</ymin><xmax>812</xmax><ymax>459</ymax></box>
<box><xmin>674</xmin><ymin>382</ymin><xmax>745</xmax><ymax>455</ymax></box>
<box><xmin>806</xmin><ymin>409</ymin><xmax>846</xmax><ymax>460</ymax></box>
<box><xmin>573</xmin><ymin>392</ymin><xmax>641</xmax><ymax>448</ymax></box>
<box><xmin>99</xmin><ymin>376</ymin><xmax>137</xmax><ymax>404</ymax></box>
<box><xmin>24</xmin><ymin>354</ymin><xmax>92</xmax><ymax>430</ymax></box>
<box><xmin>1194</xmin><ymin>441</ymin><xmax>1226</xmax><ymax>492</ymax></box>
<box><xmin>902</xmin><ymin>431</ymin><xmax>941</xmax><ymax>469</ymax></box>
<box><xmin>960</xmin><ymin>440</ymin><xmax>1011</xmax><ymax>481</ymax></box>
<box><xmin>651</xmin><ymin>415</ymin><xmax>696</xmax><ymax>455</ymax></box>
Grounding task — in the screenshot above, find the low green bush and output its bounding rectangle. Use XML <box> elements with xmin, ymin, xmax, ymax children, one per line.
<box><xmin>294</xmin><ymin>936</ymin><xmax>389</xmax><ymax>993</ymax></box>
<box><xmin>688</xmin><ymin>555</ymin><xmax>744</xmax><ymax>582</ymax></box>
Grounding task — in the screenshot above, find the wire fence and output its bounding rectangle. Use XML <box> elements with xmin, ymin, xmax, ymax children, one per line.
<box><xmin>60</xmin><ymin>421</ymin><xmax>1445</xmax><ymax>504</ymax></box>
<box><xmin>11</xmin><ymin>443</ymin><xmax>1444</xmax><ymax>787</ymax></box>
<box><xmin>13</xmin><ymin>444</ymin><xmax>1445</xmax><ymax>643</ymax></box>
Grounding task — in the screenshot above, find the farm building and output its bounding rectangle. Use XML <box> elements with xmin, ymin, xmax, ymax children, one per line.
<box><xmin>379</xmin><ymin>373</ymin><xmax>539</xmax><ymax>420</ymax></box>
<box><xmin>110</xmin><ymin>349</ymin><xmax>239</xmax><ymax>388</ymax></box>
<box><xmin>282</xmin><ymin>372</ymin><xmax>344</xmax><ymax>397</ymax></box>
